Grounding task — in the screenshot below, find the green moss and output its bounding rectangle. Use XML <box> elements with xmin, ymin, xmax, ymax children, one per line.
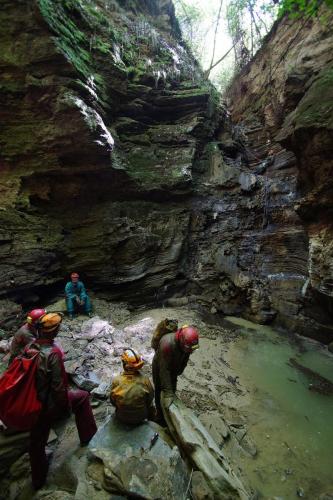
<box><xmin>126</xmin><ymin>63</ymin><xmax>149</xmax><ymax>82</ymax></box>
<box><xmin>38</xmin><ymin>0</ymin><xmax>199</xmax><ymax>94</ymax></box>
<box><xmin>126</xmin><ymin>149</ymin><xmax>167</xmax><ymax>187</ymax></box>
<box><xmin>38</xmin><ymin>0</ymin><xmax>92</xmax><ymax>77</ymax></box>
<box><xmin>94</xmin><ymin>39</ymin><xmax>112</xmax><ymax>55</ymax></box>
<box><xmin>293</xmin><ymin>67</ymin><xmax>333</xmax><ymax>129</ymax></box>
<box><xmin>0</xmin><ymin>124</ymin><xmax>38</xmax><ymax>156</ymax></box>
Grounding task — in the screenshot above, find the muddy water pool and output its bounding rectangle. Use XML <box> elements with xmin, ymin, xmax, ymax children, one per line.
<box><xmin>225</xmin><ymin>316</ymin><xmax>333</xmax><ymax>499</ymax></box>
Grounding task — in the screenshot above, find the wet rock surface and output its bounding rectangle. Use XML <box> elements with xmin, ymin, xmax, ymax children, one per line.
<box><xmin>0</xmin><ymin>0</ymin><xmax>216</xmax><ymax>308</ymax></box>
<box><xmin>224</xmin><ymin>6</ymin><xmax>333</xmax><ymax>342</ymax></box>
<box><xmin>0</xmin><ymin>302</ymin><xmax>249</xmax><ymax>499</ymax></box>
<box><xmin>0</xmin><ymin>301</ymin><xmax>332</xmax><ymax>498</ymax></box>
<box><xmin>0</xmin><ymin>0</ymin><xmax>332</xmax><ymax>342</ymax></box>
<box><xmin>90</xmin><ymin>416</ymin><xmax>189</xmax><ymax>498</ymax></box>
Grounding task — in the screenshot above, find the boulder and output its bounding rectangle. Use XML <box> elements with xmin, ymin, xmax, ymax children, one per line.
<box><xmin>71</xmin><ymin>373</ymin><xmax>100</xmax><ymax>392</ymax></box>
<box><xmin>0</xmin><ymin>300</ymin><xmax>22</xmax><ymax>332</ymax></box>
<box><xmin>91</xmin><ymin>382</ymin><xmax>111</xmax><ymax>399</ymax></box>
<box><xmin>78</xmin><ymin>319</ymin><xmax>114</xmax><ymax>341</ymax></box>
<box><xmin>0</xmin><ymin>339</ymin><xmax>10</xmax><ymax>354</ymax></box>
<box><xmin>88</xmin><ymin>415</ymin><xmax>190</xmax><ymax>498</ymax></box>
<box><xmin>192</xmin><ymin>471</ymin><xmax>215</xmax><ymax>500</ymax></box>
<box><xmin>239</xmin><ymin>172</ymin><xmax>257</xmax><ymax>192</ymax></box>
<box><xmin>161</xmin><ymin>393</ymin><xmax>249</xmax><ymax>499</ymax></box>
<box><xmin>0</xmin><ymin>430</ymin><xmax>29</xmax><ymax>476</ymax></box>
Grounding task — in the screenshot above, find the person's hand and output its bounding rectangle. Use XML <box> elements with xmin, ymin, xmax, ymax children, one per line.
<box><xmin>75</xmin><ymin>296</ymin><xmax>81</xmax><ymax>304</ymax></box>
<box><xmin>163</xmin><ymin>395</ymin><xmax>174</xmax><ymax>409</ymax></box>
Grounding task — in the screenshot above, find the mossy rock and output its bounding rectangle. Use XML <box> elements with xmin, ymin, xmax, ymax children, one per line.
<box><xmin>47</xmin><ymin>298</ymin><xmax>67</xmax><ymax>313</ymax></box>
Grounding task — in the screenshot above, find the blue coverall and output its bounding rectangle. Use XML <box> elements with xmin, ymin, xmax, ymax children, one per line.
<box><xmin>65</xmin><ymin>281</ymin><xmax>92</xmax><ymax>315</ymax></box>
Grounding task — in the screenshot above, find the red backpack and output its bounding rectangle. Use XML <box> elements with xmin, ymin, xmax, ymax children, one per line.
<box><xmin>0</xmin><ymin>345</ymin><xmax>42</xmax><ymax>431</ymax></box>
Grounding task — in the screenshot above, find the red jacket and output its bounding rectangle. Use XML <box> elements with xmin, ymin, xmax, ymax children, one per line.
<box><xmin>152</xmin><ymin>332</ymin><xmax>190</xmax><ymax>395</ymax></box>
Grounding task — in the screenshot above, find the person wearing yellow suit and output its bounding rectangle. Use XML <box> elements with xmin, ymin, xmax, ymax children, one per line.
<box><xmin>110</xmin><ymin>349</ymin><xmax>155</xmax><ymax>425</ymax></box>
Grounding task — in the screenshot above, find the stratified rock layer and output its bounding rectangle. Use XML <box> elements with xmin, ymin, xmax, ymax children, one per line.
<box><xmin>0</xmin><ymin>0</ymin><xmax>332</xmax><ymax>342</ymax></box>
<box><xmin>0</xmin><ymin>0</ymin><xmax>218</xmax><ymax>305</ymax></box>
<box><xmin>217</xmin><ymin>8</ymin><xmax>333</xmax><ymax>341</ymax></box>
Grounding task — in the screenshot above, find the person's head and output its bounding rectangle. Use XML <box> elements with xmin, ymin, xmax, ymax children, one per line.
<box><xmin>38</xmin><ymin>313</ymin><xmax>63</xmax><ymax>339</ymax></box>
<box><xmin>26</xmin><ymin>308</ymin><xmax>47</xmax><ymax>331</ymax></box>
<box><xmin>176</xmin><ymin>325</ymin><xmax>199</xmax><ymax>354</ymax></box>
<box><xmin>71</xmin><ymin>272</ymin><xmax>79</xmax><ymax>283</ymax></box>
<box><xmin>121</xmin><ymin>349</ymin><xmax>144</xmax><ymax>372</ymax></box>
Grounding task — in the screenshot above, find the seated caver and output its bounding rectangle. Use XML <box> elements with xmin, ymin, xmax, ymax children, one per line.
<box><xmin>65</xmin><ymin>272</ymin><xmax>92</xmax><ymax>319</ymax></box>
<box><xmin>151</xmin><ymin>318</ymin><xmax>178</xmax><ymax>351</ymax></box>
<box><xmin>8</xmin><ymin>308</ymin><xmax>46</xmax><ymax>365</ymax></box>
<box><xmin>110</xmin><ymin>349</ymin><xmax>155</xmax><ymax>425</ymax></box>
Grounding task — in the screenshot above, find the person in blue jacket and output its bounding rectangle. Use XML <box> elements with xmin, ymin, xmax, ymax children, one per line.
<box><xmin>65</xmin><ymin>272</ymin><xmax>92</xmax><ymax>319</ymax></box>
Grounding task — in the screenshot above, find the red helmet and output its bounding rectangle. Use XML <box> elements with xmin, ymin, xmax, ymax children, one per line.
<box><xmin>176</xmin><ymin>325</ymin><xmax>199</xmax><ymax>353</ymax></box>
<box><xmin>71</xmin><ymin>272</ymin><xmax>79</xmax><ymax>279</ymax></box>
<box><xmin>26</xmin><ymin>308</ymin><xmax>46</xmax><ymax>326</ymax></box>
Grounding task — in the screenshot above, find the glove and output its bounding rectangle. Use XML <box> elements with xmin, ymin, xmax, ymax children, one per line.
<box><xmin>75</xmin><ymin>296</ymin><xmax>81</xmax><ymax>304</ymax></box>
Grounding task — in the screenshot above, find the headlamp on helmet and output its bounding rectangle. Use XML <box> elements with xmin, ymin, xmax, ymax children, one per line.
<box><xmin>121</xmin><ymin>349</ymin><xmax>144</xmax><ymax>371</ymax></box>
<box><xmin>26</xmin><ymin>308</ymin><xmax>47</xmax><ymax>325</ymax></box>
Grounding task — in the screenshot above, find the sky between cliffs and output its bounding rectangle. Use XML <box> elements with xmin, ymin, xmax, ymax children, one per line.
<box><xmin>174</xmin><ymin>0</ymin><xmax>277</xmax><ymax>90</ymax></box>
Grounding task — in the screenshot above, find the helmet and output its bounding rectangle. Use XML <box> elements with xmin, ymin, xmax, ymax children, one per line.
<box><xmin>121</xmin><ymin>349</ymin><xmax>144</xmax><ymax>371</ymax></box>
<box><xmin>176</xmin><ymin>325</ymin><xmax>199</xmax><ymax>353</ymax></box>
<box><xmin>39</xmin><ymin>313</ymin><xmax>63</xmax><ymax>334</ymax></box>
<box><xmin>26</xmin><ymin>308</ymin><xmax>46</xmax><ymax>325</ymax></box>
<box><xmin>71</xmin><ymin>272</ymin><xmax>79</xmax><ymax>279</ymax></box>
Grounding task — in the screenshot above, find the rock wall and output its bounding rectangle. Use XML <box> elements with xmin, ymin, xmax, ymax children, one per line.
<box><xmin>216</xmin><ymin>8</ymin><xmax>333</xmax><ymax>342</ymax></box>
<box><xmin>0</xmin><ymin>0</ymin><xmax>219</xmax><ymax>305</ymax></box>
<box><xmin>0</xmin><ymin>0</ymin><xmax>332</xmax><ymax>342</ymax></box>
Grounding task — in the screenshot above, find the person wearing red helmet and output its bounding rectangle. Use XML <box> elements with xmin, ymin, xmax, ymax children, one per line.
<box><xmin>152</xmin><ymin>325</ymin><xmax>199</xmax><ymax>424</ymax></box>
<box><xmin>8</xmin><ymin>308</ymin><xmax>46</xmax><ymax>365</ymax></box>
<box><xmin>65</xmin><ymin>272</ymin><xmax>92</xmax><ymax>319</ymax></box>
<box><xmin>29</xmin><ymin>313</ymin><xmax>97</xmax><ymax>490</ymax></box>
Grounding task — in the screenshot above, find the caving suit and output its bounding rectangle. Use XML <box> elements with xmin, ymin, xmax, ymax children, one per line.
<box><xmin>65</xmin><ymin>280</ymin><xmax>92</xmax><ymax>315</ymax></box>
<box><xmin>29</xmin><ymin>339</ymin><xmax>97</xmax><ymax>489</ymax></box>
<box><xmin>110</xmin><ymin>370</ymin><xmax>155</xmax><ymax>425</ymax></box>
<box><xmin>152</xmin><ymin>332</ymin><xmax>189</xmax><ymax>421</ymax></box>
<box><xmin>8</xmin><ymin>323</ymin><xmax>36</xmax><ymax>365</ymax></box>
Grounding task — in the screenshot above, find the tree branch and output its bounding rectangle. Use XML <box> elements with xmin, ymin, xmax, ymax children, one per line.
<box><xmin>207</xmin><ymin>0</ymin><xmax>224</xmax><ymax>76</ymax></box>
<box><xmin>204</xmin><ymin>38</ymin><xmax>238</xmax><ymax>77</ymax></box>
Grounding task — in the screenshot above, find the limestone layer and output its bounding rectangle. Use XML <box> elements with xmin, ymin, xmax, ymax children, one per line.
<box><xmin>0</xmin><ymin>1</ymin><xmax>332</xmax><ymax>342</ymax></box>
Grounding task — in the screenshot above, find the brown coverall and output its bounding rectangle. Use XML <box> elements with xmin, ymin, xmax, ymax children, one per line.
<box><xmin>111</xmin><ymin>371</ymin><xmax>155</xmax><ymax>425</ymax></box>
<box><xmin>152</xmin><ymin>332</ymin><xmax>189</xmax><ymax>420</ymax></box>
<box><xmin>30</xmin><ymin>339</ymin><xmax>97</xmax><ymax>489</ymax></box>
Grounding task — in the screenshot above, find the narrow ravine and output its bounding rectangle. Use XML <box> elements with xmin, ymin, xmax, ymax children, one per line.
<box><xmin>0</xmin><ymin>0</ymin><xmax>332</xmax><ymax>498</ymax></box>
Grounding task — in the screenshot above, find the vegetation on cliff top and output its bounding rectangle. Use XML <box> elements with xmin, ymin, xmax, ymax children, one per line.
<box><xmin>174</xmin><ymin>0</ymin><xmax>333</xmax><ymax>91</ymax></box>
